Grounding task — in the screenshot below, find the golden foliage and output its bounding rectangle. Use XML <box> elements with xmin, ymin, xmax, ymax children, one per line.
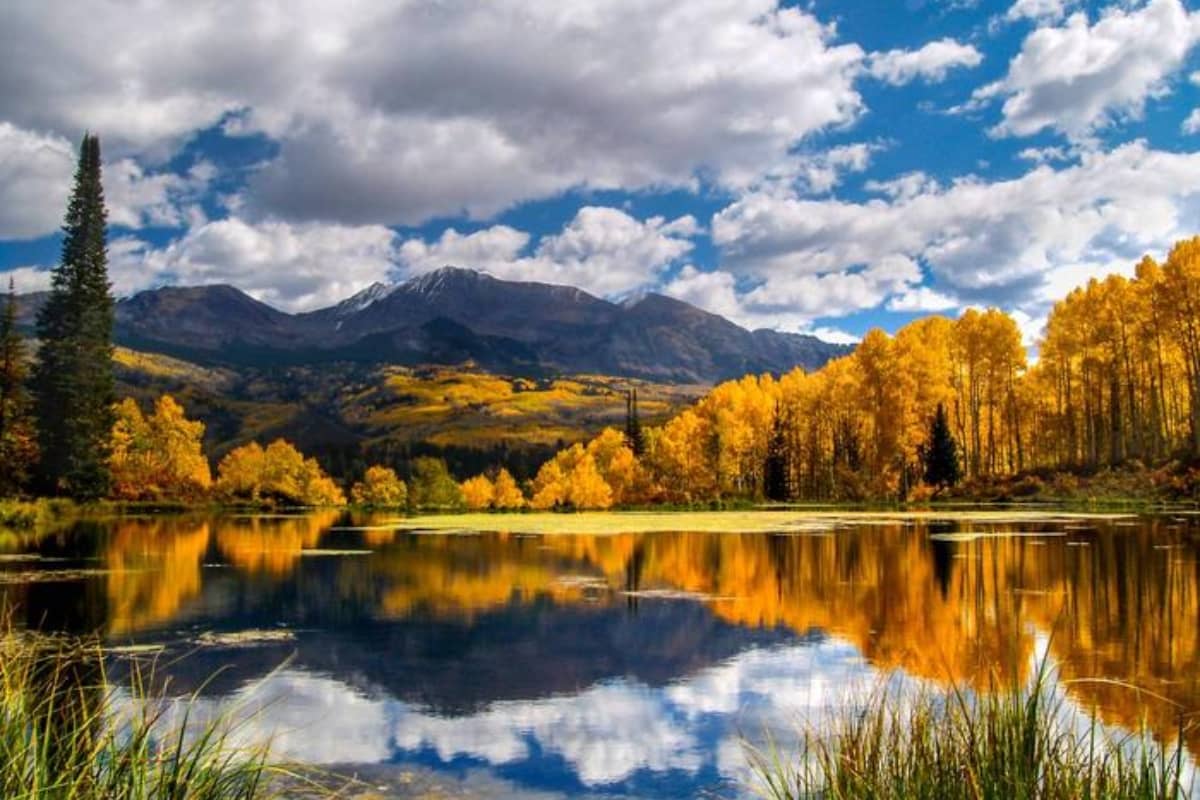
<box><xmin>110</xmin><ymin>394</ymin><xmax>212</xmax><ymax>501</ymax></box>
<box><xmin>350</xmin><ymin>465</ymin><xmax>407</xmax><ymax>507</ymax></box>
<box><xmin>491</xmin><ymin>468</ymin><xmax>526</xmax><ymax>509</ymax></box>
<box><xmin>215</xmin><ymin>439</ymin><xmax>345</xmax><ymax>506</ymax></box>
<box><xmin>460</xmin><ymin>474</ymin><xmax>495</xmax><ymax>510</ymax></box>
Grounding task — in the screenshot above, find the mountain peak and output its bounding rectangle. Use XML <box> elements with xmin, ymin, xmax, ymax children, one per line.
<box><xmin>404</xmin><ymin>266</ymin><xmax>486</xmax><ymax>295</ymax></box>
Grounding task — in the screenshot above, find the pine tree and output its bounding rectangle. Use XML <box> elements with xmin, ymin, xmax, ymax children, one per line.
<box><xmin>31</xmin><ymin>133</ymin><xmax>116</xmax><ymax>499</ymax></box>
<box><xmin>920</xmin><ymin>403</ymin><xmax>962</xmax><ymax>492</ymax></box>
<box><xmin>624</xmin><ymin>387</ymin><xmax>645</xmax><ymax>456</ymax></box>
<box><xmin>0</xmin><ymin>279</ymin><xmax>38</xmax><ymax>495</ymax></box>
<box><xmin>764</xmin><ymin>403</ymin><xmax>790</xmax><ymax>501</ymax></box>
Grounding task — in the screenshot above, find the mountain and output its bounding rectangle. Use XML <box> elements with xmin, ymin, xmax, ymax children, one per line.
<box><xmin>20</xmin><ymin>267</ymin><xmax>851</xmax><ymax>384</ymax></box>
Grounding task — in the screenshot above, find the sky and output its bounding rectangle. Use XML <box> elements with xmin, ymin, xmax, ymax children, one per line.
<box><xmin>3</xmin><ymin>0</ymin><xmax>1200</xmax><ymax>345</ymax></box>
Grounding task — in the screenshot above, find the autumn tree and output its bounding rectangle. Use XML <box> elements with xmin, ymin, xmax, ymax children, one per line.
<box><xmin>461</xmin><ymin>474</ymin><xmax>495</xmax><ymax>510</ymax></box>
<box><xmin>408</xmin><ymin>457</ymin><xmax>464</xmax><ymax>510</ymax></box>
<box><xmin>0</xmin><ymin>280</ymin><xmax>37</xmax><ymax>495</ymax></box>
<box><xmin>32</xmin><ymin>133</ymin><xmax>116</xmax><ymax>499</ymax></box>
<box><xmin>491</xmin><ymin>468</ymin><xmax>526</xmax><ymax>509</ymax></box>
<box><xmin>350</xmin><ymin>465</ymin><xmax>407</xmax><ymax>507</ymax></box>
<box><xmin>110</xmin><ymin>394</ymin><xmax>212</xmax><ymax>500</ymax></box>
<box><xmin>216</xmin><ymin>439</ymin><xmax>345</xmax><ymax>506</ymax></box>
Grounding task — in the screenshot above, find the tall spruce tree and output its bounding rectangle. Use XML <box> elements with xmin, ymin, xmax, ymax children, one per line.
<box><xmin>0</xmin><ymin>279</ymin><xmax>38</xmax><ymax>495</ymax></box>
<box><xmin>32</xmin><ymin>134</ymin><xmax>115</xmax><ymax>499</ymax></box>
<box><xmin>763</xmin><ymin>403</ymin><xmax>790</xmax><ymax>501</ymax></box>
<box><xmin>624</xmin><ymin>388</ymin><xmax>645</xmax><ymax>456</ymax></box>
<box><xmin>920</xmin><ymin>403</ymin><xmax>962</xmax><ymax>492</ymax></box>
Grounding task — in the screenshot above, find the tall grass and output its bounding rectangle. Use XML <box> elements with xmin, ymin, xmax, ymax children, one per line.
<box><xmin>747</xmin><ymin>660</ymin><xmax>1196</xmax><ymax>800</ymax></box>
<box><xmin>0</xmin><ymin>629</ymin><xmax>321</xmax><ymax>799</ymax></box>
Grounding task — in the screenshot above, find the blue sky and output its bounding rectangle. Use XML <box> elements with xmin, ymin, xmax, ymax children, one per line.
<box><xmin>3</xmin><ymin>0</ymin><xmax>1200</xmax><ymax>344</ymax></box>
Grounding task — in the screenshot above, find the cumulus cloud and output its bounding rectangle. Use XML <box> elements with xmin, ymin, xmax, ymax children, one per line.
<box><xmin>711</xmin><ymin>141</ymin><xmax>1200</xmax><ymax>324</ymax></box>
<box><xmin>886</xmin><ymin>286</ymin><xmax>960</xmax><ymax>312</ymax></box>
<box><xmin>867</xmin><ymin>38</ymin><xmax>983</xmax><ymax>85</ymax></box>
<box><xmin>0</xmin><ymin>122</ymin><xmax>219</xmax><ymax>239</ymax></box>
<box><xmin>973</xmin><ymin>0</ymin><xmax>1200</xmax><ymax>139</ymax></box>
<box><xmin>110</xmin><ymin>218</ymin><xmax>400</xmax><ymax>311</ymax></box>
<box><xmin>0</xmin><ymin>0</ymin><xmax>866</xmax><ymax>227</ymax></box>
<box><xmin>1183</xmin><ymin>109</ymin><xmax>1200</xmax><ymax>134</ymax></box>
<box><xmin>1005</xmin><ymin>0</ymin><xmax>1074</xmax><ymax>23</ymax></box>
<box><xmin>0</xmin><ymin>123</ymin><xmax>74</xmax><ymax>239</ymax></box>
<box><xmin>398</xmin><ymin>206</ymin><xmax>699</xmax><ymax>298</ymax></box>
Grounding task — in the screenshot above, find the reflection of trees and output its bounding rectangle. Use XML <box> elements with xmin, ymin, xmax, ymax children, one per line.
<box><xmin>71</xmin><ymin>512</ymin><xmax>1200</xmax><ymax>752</ymax></box>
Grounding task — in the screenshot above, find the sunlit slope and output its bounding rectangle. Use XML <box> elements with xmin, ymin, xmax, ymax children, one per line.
<box><xmin>112</xmin><ymin>348</ymin><xmax>700</xmax><ymax>459</ymax></box>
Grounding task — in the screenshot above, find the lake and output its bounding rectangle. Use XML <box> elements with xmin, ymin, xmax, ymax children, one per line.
<box><xmin>1</xmin><ymin>510</ymin><xmax>1198</xmax><ymax>798</ymax></box>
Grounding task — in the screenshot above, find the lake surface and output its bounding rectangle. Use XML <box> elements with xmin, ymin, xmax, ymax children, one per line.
<box><xmin>2</xmin><ymin>510</ymin><xmax>1198</xmax><ymax>798</ymax></box>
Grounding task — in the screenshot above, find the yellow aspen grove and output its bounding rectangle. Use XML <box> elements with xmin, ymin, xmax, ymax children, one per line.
<box><xmin>526</xmin><ymin>235</ymin><xmax>1200</xmax><ymax>504</ymax></box>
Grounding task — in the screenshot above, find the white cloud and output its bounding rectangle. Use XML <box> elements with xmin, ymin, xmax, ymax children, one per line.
<box><xmin>110</xmin><ymin>218</ymin><xmax>399</xmax><ymax>311</ymax></box>
<box><xmin>711</xmin><ymin>141</ymin><xmax>1200</xmax><ymax>323</ymax></box>
<box><xmin>886</xmin><ymin>286</ymin><xmax>960</xmax><ymax>312</ymax></box>
<box><xmin>1183</xmin><ymin>109</ymin><xmax>1200</xmax><ymax>134</ymax></box>
<box><xmin>867</xmin><ymin>38</ymin><xmax>983</xmax><ymax>85</ymax></box>
<box><xmin>1005</xmin><ymin>0</ymin><xmax>1073</xmax><ymax>24</ymax></box>
<box><xmin>0</xmin><ymin>0</ymin><xmax>866</xmax><ymax>227</ymax></box>
<box><xmin>105</xmin><ymin>159</ymin><xmax>215</xmax><ymax>230</ymax></box>
<box><xmin>399</xmin><ymin>207</ymin><xmax>699</xmax><ymax>298</ymax></box>
<box><xmin>0</xmin><ymin>123</ymin><xmax>74</xmax><ymax>239</ymax></box>
<box><xmin>974</xmin><ymin>0</ymin><xmax>1200</xmax><ymax>139</ymax></box>
<box><xmin>661</xmin><ymin>258</ymin><xmax>922</xmax><ymax>332</ymax></box>
<box><xmin>0</xmin><ymin>266</ymin><xmax>53</xmax><ymax>294</ymax></box>
<box><xmin>1016</xmin><ymin>145</ymin><xmax>1071</xmax><ymax>164</ymax></box>
<box><xmin>0</xmin><ymin>123</ymin><xmax>218</xmax><ymax>239</ymax></box>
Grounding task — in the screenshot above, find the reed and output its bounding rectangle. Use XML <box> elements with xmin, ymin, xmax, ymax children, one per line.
<box><xmin>747</xmin><ymin>660</ymin><xmax>1195</xmax><ymax>800</ymax></box>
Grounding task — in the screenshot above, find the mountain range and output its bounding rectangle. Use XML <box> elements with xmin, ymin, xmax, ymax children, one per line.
<box><xmin>20</xmin><ymin>266</ymin><xmax>850</xmax><ymax>384</ymax></box>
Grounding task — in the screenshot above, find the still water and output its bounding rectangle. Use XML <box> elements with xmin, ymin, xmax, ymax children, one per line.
<box><xmin>2</xmin><ymin>511</ymin><xmax>1198</xmax><ymax>798</ymax></box>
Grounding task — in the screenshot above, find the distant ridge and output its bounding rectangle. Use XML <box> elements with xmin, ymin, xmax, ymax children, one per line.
<box><xmin>17</xmin><ymin>267</ymin><xmax>851</xmax><ymax>384</ymax></box>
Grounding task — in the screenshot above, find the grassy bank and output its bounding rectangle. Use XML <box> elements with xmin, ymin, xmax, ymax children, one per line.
<box><xmin>0</xmin><ymin>629</ymin><xmax>318</xmax><ymax>799</ymax></box>
<box><xmin>748</xmin><ymin>664</ymin><xmax>1195</xmax><ymax>800</ymax></box>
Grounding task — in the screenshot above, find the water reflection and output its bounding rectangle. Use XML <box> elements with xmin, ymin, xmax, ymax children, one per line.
<box><xmin>2</xmin><ymin>512</ymin><xmax>1198</xmax><ymax>797</ymax></box>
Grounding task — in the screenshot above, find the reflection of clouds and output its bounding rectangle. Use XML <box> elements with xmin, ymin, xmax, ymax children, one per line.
<box><xmin>112</xmin><ymin>639</ymin><xmax>875</xmax><ymax>792</ymax></box>
<box><xmin>111</xmin><ymin>637</ymin><xmax>1197</xmax><ymax>797</ymax></box>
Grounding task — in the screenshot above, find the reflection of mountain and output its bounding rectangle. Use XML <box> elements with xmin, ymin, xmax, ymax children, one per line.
<box><xmin>11</xmin><ymin>513</ymin><xmax>1200</xmax><ymax>753</ymax></box>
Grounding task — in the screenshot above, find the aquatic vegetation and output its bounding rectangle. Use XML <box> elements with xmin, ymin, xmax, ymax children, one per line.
<box><xmin>0</xmin><ymin>629</ymin><xmax>323</xmax><ymax>799</ymax></box>
<box><xmin>747</xmin><ymin>661</ymin><xmax>1196</xmax><ymax>800</ymax></box>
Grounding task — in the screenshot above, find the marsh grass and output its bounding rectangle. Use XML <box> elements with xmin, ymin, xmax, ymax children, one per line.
<box><xmin>0</xmin><ymin>628</ymin><xmax>327</xmax><ymax>799</ymax></box>
<box><xmin>746</xmin><ymin>660</ymin><xmax>1196</xmax><ymax>800</ymax></box>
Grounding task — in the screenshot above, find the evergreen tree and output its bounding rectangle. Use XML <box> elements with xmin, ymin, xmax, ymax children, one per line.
<box><xmin>0</xmin><ymin>279</ymin><xmax>38</xmax><ymax>495</ymax></box>
<box><xmin>31</xmin><ymin>134</ymin><xmax>116</xmax><ymax>499</ymax></box>
<box><xmin>764</xmin><ymin>403</ymin><xmax>790</xmax><ymax>501</ymax></box>
<box><xmin>624</xmin><ymin>388</ymin><xmax>645</xmax><ymax>456</ymax></box>
<box><xmin>920</xmin><ymin>403</ymin><xmax>962</xmax><ymax>492</ymax></box>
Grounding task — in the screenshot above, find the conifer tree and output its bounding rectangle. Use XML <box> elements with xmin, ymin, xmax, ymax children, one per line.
<box><xmin>921</xmin><ymin>403</ymin><xmax>962</xmax><ymax>492</ymax></box>
<box><xmin>31</xmin><ymin>133</ymin><xmax>116</xmax><ymax>499</ymax></box>
<box><xmin>764</xmin><ymin>403</ymin><xmax>790</xmax><ymax>501</ymax></box>
<box><xmin>624</xmin><ymin>388</ymin><xmax>645</xmax><ymax>456</ymax></box>
<box><xmin>0</xmin><ymin>279</ymin><xmax>38</xmax><ymax>495</ymax></box>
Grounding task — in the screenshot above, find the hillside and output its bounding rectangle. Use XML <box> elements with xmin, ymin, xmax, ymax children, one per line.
<box><xmin>112</xmin><ymin>349</ymin><xmax>703</xmax><ymax>478</ymax></box>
